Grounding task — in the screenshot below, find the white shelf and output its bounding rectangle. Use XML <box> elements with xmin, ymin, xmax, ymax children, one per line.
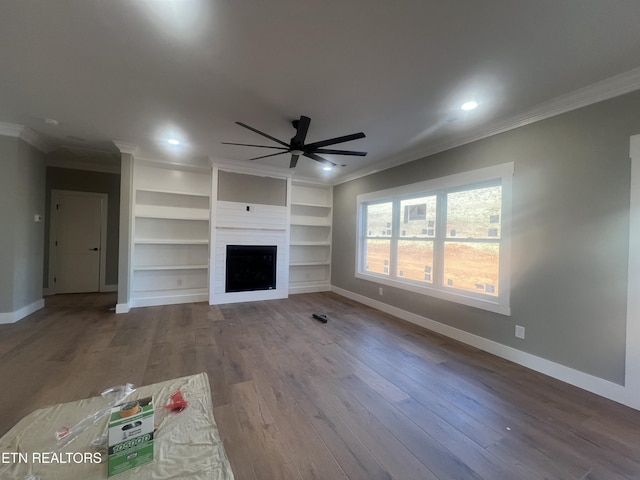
<box><xmin>290</xmin><ymin>183</ymin><xmax>331</xmax><ymax>207</ymax></box>
<box><xmin>291</xmin><ymin>202</ymin><xmax>331</xmax><ymax>209</ymax></box>
<box><xmin>135</xmin><ymin>217</ymin><xmax>209</xmax><ymax>242</ymax></box>
<box><xmin>290</xmin><ymin>261</ymin><xmax>330</xmax><ymax>267</ymax></box>
<box><xmin>131</xmin><ymin>163</ymin><xmax>212</xmax><ymax>307</ymax></box>
<box><xmin>290</xmin><ymin>225</ymin><xmax>330</xmax><ymax>244</ymax></box>
<box><xmin>289</xmin><ymin>263</ymin><xmax>330</xmax><ymax>283</ymax></box>
<box><xmin>132</xmin><ymin>287</ymin><xmax>208</xmax><ymax>295</ymax></box>
<box><xmin>136</xmin><ymin>187</ymin><xmax>209</xmax><ymax>198</ymax></box>
<box><xmin>134</xmin><ymin>239</ymin><xmax>209</xmax><ymax>245</ymax></box>
<box><xmin>135</xmin><ymin>163</ymin><xmax>211</xmax><ymax>196</ymax></box>
<box><xmin>133</xmin><ymin>264</ymin><xmax>208</xmax><ymax>271</ymax></box>
<box><xmin>289</xmin><ymin>182</ymin><xmax>332</xmax><ymax>293</ymax></box>
<box><xmin>290</xmin><ymin>241</ymin><xmax>330</xmax><ymax>246</ymax></box>
<box><xmin>130</xmin><ymin>287</ymin><xmax>209</xmax><ymax>308</ymax></box>
<box><xmin>135</xmin><ymin>204</ymin><xmax>209</xmax><ymax>220</ymax></box>
<box><xmin>290</xmin><ymin>221</ymin><xmax>330</xmax><ymax>227</ymax></box>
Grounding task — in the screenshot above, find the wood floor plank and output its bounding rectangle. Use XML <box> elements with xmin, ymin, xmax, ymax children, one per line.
<box><xmin>393</xmin><ymin>396</ymin><xmax>530</xmax><ymax>480</ymax></box>
<box><xmin>230</xmin><ymin>380</ymin><xmax>303</xmax><ymax>480</ymax></box>
<box><xmin>278</xmin><ymin>375</ymin><xmax>394</xmax><ymax>480</ymax></box>
<box><xmin>246</xmin><ymin>361</ymin><xmax>348</xmax><ymax>479</ymax></box>
<box><xmin>304</xmin><ymin>374</ymin><xmax>440</xmax><ymax>480</ymax></box>
<box><xmin>240</xmin><ymin>316</ymin><xmax>392</xmax><ymax>480</ymax></box>
<box><xmin>1</xmin><ymin>292</ymin><xmax>640</xmax><ymax>480</ymax></box>
<box><xmin>336</xmin><ymin>373</ymin><xmax>484</xmax><ymax>480</ymax></box>
<box><xmin>334</xmin><ymin>327</ymin><xmax>506</xmax><ymax>449</ymax></box>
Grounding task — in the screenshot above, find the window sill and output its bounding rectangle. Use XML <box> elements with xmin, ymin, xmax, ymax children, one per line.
<box><xmin>355</xmin><ymin>271</ymin><xmax>511</xmax><ymax>316</ymax></box>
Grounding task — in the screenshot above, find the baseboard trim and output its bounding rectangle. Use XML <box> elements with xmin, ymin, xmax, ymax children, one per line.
<box><xmin>0</xmin><ymin>299</ymin><xmax>45</xmax><ymax>324</ymax></box>
<box><xmin>131</xmin><ymin>293</ymin><xmax>209</xmax><ymax>309</ymax></box>
<box><xmin>331</xmin><ymin>285</ymin><xmax>637</xmax><ymax>410</ymax></box>
<box><xmin>289</xmin><ymin>285</ymin><xmax>332</xmax><ymax>295</ymax></box>
<box><xmin>115</xmin><ymin>303</ymin><xmax>130</xmax><ymax>314</ymax></box>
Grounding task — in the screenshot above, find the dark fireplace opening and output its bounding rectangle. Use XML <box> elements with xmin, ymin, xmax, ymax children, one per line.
<box><xmin>225</xmin><ymin>245</ymin><xmax>277</xmax><ymax>293</ymax></box>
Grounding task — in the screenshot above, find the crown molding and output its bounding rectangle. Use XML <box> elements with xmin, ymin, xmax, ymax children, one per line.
<box><xmin>0</xmin><ymin>122</ymin><xmax>24</xmax><ymax>137</ymax></box>
<box><xmin>0</xmin><ymin>122</ymin><xmax>53</xmax><ymax>153</ymax></box>
<box><xmin>210</xmin><ymin>157</ymin><xmax>294</xmax><ymax>179</ymax></box>
<box><xmin>113</xmin><ymin>141</ymin><xmax>139</xmax><ymax>156</ymax></box>
<box><xmin>20</xmin><ymin>127</ymin><xmax>54</xmax><ymax>153</ymax></box>
<box><xmin>291</xmin><ymin>173</ymin><xmax>333</xmax><ymax>186</ymax></box>
<box><xmin>334</xmin><ymin>66</ymin><xmax>640</xmax><ymax>185</ymax></box>
<box><xmin>136</xmin><ymin>157</ymin><xmax>212</xmax><ymax>173</ymax></box>
<box><xmin>46</xmin><ymin>157</ymin><xmax>121</xmax><ymax>174</ymax></box>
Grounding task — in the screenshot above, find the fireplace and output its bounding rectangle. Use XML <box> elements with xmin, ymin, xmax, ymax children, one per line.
<box><xmin>225</xmin><ymin>245</ymin><xmax>277</xmax><ymax>293</ymax></box>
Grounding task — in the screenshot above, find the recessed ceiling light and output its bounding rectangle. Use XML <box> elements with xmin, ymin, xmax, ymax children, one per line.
<box><xmin>167</xmin><ymin>138</ymin><xmax>180</xmax><ymax>145</ymax></box>
<box><xmin>323</xmin><ymin>166</ymin><xmax>332</xmax><ymax>171</ymax></box>
<box><xmin>461</xmin><ymin>101</ymin><xmax>478</xmax><ymax>111</ymax></box>
<box><xmin>44</xmin><ymin>118</ymin><xmax>59</xmax><ymax>126</ymax></box>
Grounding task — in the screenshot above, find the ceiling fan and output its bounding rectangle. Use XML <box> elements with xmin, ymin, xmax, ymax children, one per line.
<box><xmin>222</xmin><ymin>115</ymin><xmax>366</xmax><ymax>168</ymax></box>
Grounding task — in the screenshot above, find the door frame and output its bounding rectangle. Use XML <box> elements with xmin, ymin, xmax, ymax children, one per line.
<box><xmin>49</xmin><ymin>190</ymin><xmax>109</xmax><ymax>294</ymax></box>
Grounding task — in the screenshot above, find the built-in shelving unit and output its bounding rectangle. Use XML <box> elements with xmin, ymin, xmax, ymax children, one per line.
<box><xmin>289</xmin><ymin>181</ymin><xmax>332</xmax><ymax>294</ymax></box>
<box><xmin>131</xmin><ymin>162</ymin><xmax>211</xmax><ymax>307</ymax></box>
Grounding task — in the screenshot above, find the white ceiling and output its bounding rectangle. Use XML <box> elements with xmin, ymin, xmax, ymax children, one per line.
<box><xmin>2</xmin><ymin>1</ymin><xmax>640</xmax><ymax>183</ymax></box>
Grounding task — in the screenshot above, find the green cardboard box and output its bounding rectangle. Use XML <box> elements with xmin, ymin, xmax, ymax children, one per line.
<box><xmin>107</xmin><ymin>396</ymin><xmax>154</xmax><ymax>477</ymax></box>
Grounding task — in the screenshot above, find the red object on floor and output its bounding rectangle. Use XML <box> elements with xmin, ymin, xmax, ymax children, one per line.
<box><xmin>165</xmin><ymin>390</ymin><xmax>188</xmax><ymax>412</ymax></box>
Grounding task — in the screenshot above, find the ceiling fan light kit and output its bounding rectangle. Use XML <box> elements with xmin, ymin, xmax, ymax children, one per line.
<box><xmin>222</xmin><ymin>115</ymin><xmax>367</xmax><ymax>168</ymax></box>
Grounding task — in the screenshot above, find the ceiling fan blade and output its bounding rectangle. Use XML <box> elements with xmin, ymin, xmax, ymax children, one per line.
<box><xmin>292</xmin><ymin>116</ymin><xmax>311</xmax><ymax>146</ymax></box>
<box><xmin>248</xmin><ymin>151</ymin><xmax>290</xmax><ymax>161</ymax></box>
<box><xmin>305</xmin><ymin>132</ymin><xmax>365</xmax><ymax>150</ymax></box>
<box><xmin>289</xmin><ymin>154</ymin><xmax>300</xmax><ymax>168</ymax></box>
<box><xmin>313</xmin><ymin>148</ymin><xmax>367</xmax><ymax>156</ymax></box>
<box><xmin>222</xmin><ymin>142</ymin><xmax>288</xmax><ymax>150</ymax></box>
<box><xmin>236</xmin><ymin>122</ymin><xmax>289</xmax><ymax>147</ymax></box>
<box><xmin>303</xmin><ymin>151</ymin><xmax>337</xmax><ymax>167</ymax></box>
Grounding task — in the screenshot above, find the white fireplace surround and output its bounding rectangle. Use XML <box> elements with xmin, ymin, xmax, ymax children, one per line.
<box><xmin>209</xmin><ymin>174</ymin><xmax>290</xmax><ymax>305</ymax></box>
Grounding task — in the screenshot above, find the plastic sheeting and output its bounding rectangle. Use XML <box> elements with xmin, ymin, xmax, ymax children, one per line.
<box><xmin>0</xmin><ymin>373</ymin><xmax>234</xmax><ymax>479</ymax></box>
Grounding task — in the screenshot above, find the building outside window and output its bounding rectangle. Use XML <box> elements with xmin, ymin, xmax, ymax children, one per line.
<box><xmin>356</xmin><ymin>163</ymin><xmax>513</xmax><ymax>315</ymax></box>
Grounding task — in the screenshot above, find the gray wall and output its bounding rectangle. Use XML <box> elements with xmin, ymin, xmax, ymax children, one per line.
<box><xmin>332</xmin><ymin>90</ymin><xmax>640</xmax><ymax>385</ymax></box>
<box><xmin>0</xmin><ymin>136</ymin><xmax>45</xmax><ymax>314</ymax></box>
<box><xmin>0</xmin><ymin>136</ymin><xmax>18</xmax><ymax>311</ymax></box>
<box><xmin>218</xmin><ymin>170</ymin><xmax>287</xmax><ymax>206</ymax></box>
<box><xmin>117</xmin><ymin>153</ymin><xmax>133</xmax><ymax>306</ymax></box>
<box><xmin>44</xmin><ymin>166</ymin><xmax>120</xmax><ymax>287</ymax></box>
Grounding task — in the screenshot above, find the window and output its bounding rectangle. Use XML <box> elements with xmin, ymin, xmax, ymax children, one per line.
<box><xmin>356</xmin><ymin>163</ymin><xmax>513</xmax><ymax>315</ymax></box>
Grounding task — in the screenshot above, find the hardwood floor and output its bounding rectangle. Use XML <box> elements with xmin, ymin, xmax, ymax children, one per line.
<box><xmin>1</xmin><ymin>292</ymin><xmax>639</xmax><ymax>479</ymax></box>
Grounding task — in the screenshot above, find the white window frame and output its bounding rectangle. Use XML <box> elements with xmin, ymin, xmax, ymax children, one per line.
<box><xmin>356</xmin><ymin>163</ymin><xmax>513</xmax><ymax>315</ymax></box>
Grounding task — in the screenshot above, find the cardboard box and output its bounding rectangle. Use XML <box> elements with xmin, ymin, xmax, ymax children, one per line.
<box><xmin>108</xmin><ymin>397</ymin><xmax>154</xmax><ymax>477</ymax></box>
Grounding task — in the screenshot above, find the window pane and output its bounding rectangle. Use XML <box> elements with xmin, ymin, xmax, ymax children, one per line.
<box><xmin>366</xmin><ymin>202</ymin><xmax>393</xmax><ymax>237</ymax></box>
<box><xmin>447</xmin><ymin>185</ymin><xmax>501</xmax><ymax>239</ymax></box>
<box><xmin>397</xmin><ymin>240</ymin><xmax>433</xmax><ymax>283</ymax></box>
<box><xmin>400</xmin><ymin>196</ymin><xmax>436</xmax><ymax>238</ymax></box>
<box><xmin>443</xmin><ymin>242</ymin><xmax>499</xmax><ymax>296</ymax></box>
<box><xmin>364</xmin><ymin>239</ymin><xmax>391</xmax><ymax>275</ymax></box>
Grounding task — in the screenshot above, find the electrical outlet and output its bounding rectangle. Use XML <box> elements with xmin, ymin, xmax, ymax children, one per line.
<box><xmin>515</xmin><ymin>325</ymin><xmax>525</xmax><ymax>339</ymax></box>
<box><xmin>379</xmin><ymin>287</ymin><xmax>383</xmax><ymax>296</ymax></box>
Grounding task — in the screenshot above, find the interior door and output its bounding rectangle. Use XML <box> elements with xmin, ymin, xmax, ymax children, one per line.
<box><xmin>52</xmin><ymin>192</ymin><xmax>103</xmax><ymax>293</ymax></box>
